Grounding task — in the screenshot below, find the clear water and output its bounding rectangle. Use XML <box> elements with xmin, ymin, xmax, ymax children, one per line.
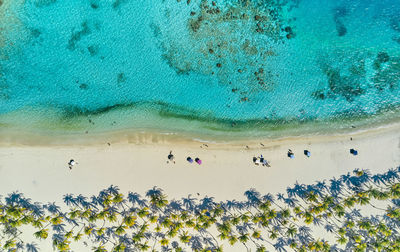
<box><xmin>1</xmin><ymin>0</ymin><xmax>400</xmax><ymax>138</ymax></box>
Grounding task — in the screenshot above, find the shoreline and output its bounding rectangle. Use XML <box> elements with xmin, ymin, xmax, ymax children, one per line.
<box><xmin>1</xmin><ymin>117</ymin><xmax>400</xmax><ymax>147</ymax></box>
<box><xmin>1</xmin><ymin>110</ymin><xmax>400</xmax><ymax>252</ymax></box>
<box><xmin>1</xmin><ymin>100</ymin><xmax>400</xmax><ymax>146</ymax></box>
<box><xmin>1</xmin><ymin>119</ymin><xmax>399</xmax><ymax>200</ymax></box>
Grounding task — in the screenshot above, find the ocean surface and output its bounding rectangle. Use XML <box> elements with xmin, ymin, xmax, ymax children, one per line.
<box><xmin>1</xmin><ymin>0</ymin><xmax>400</xmax><ymax>139</ymax></box>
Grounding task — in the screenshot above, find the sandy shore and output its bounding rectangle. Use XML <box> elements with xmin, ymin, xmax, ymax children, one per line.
<box><xmin>0</xmin><ymin>124</ymin><xmax>399</xmax><ymax>251</ymax></box>
<box><xmin>1</xmin><ymin>123</ymin><xmax>400</xmax><ymax>205</ymax></box>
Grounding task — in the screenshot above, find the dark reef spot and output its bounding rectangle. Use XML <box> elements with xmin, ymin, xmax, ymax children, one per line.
<box><xmin>377</xmin><ymin>52</ymin><xmax>390</xmax><ymax>63</ymax></box>
<box><xmin>333</xmin><ymin>7</ymin><xmax>348</xmax><ymax>37</ymax></box>
<box><xmin>335</xmin><ymin>20</ymin><xmax>347</xmax><ymax>37</ymax></box>
<box><xmin>67</xmin><ymin>21</ymin><xmax>91</xmax><ymax>51</ymax></box>
<box><xmin>87</xmin><ymin>45</ymin><xmax>99</xmax><ymax>56</ymax></box>
<box><xmin>311</xmin><ymin>90</ymin><xmax>326</xmax><ymax>100</ymax></box>
<box><xmin>373</xmin><ymin>52</ymin><xmax>390</xmax><ymax>70</ymax></box>
<box><xmin>158</xmin><ymin>0</ymin><xmax>290</xmax><ymax>89</ymax></box>
<box><xmin>161</xmin><ymin>53</ymin><xmax>191</xmax><ymax>75</ymax></box>
<box><xmin>112</xmin><ymin>0</ymin><xmax>127</xmax><ymax>9</ymax></box>
<box><xmin>284</xmin><ymin>26</ymin><xmax>292</xmax><ymax>33</ymax></box>
<box><xmin>372</xmin><ymin>59</ymin><xmax>400</xmax><ymax>91</ymax></box>
<box><xmin>390</xmin><ymin>17</ymin><xmax>400</xmax><ymax>32</ymax></box>
<box><xmin>90</xmin><ymin>0</ymin><xmax>99</xmax><ymax>9</ymax></box>
<box><xmin>117</xmin><ymin>72</ymin><xmax>126</xmax><ymax>84</ymax></box>
<box><xmin>393</xmin><ymin>36</ymin><xmax>400</xmax><ymax>44</ymax></box>
<box><xmin>30</xmin><ymin>28</ymin><xmax>41</xmax><ymax>38</ymax></box>
<box><xmin>326</xmin><ymin>69</ymin><xmax>364</xmax><ymax>101</ymax></box>
<box><xmin>79</xmin><ymin>83</ymin><xmax>88</xmax><ymax>90</ymax></box>
<box><xmin>0</xmin><ymin>0</ymin><xmax>3</xmax><ymax>7</ymax></box>
<box><xmin>188</xmin><ymin>16</ymin><xmax>203</xmax><ymax>33</ymax></box>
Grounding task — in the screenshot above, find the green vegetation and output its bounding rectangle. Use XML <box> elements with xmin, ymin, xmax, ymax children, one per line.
<box><xmin>1</xmin><ymin>168</ymin><xmax>400</xmax><ymax>251</ymax></box>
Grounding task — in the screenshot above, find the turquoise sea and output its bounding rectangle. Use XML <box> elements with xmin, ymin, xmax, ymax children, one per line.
<box><xmin>1</xmin><ymin>0</ymin><xmax>400</xmax><ymax>139</ymax></box>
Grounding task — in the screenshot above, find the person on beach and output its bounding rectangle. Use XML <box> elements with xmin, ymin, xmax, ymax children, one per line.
<box><xmin>260</xmin><ymin>155</ymin><xmax>265</xmax><ymax>165</ymax></box>
<box><xmin>259</xmin><ymin>155</ymin><xmax>271</xmax><ymax>167</ymax></box>
<box><xmin>68</xmin><ymin>159</ymin><xmax>77</xmax><ymax>170</ymax></box>
<box><xmin>304</xmin><ymin>150</ymin><xmax>311</xmax><ymax>157</ymax></box>
<box><xmin>253</xmin><ymin>156</ymin><xmax>261</xmax><ymax>165</ymax></box>
<box><xmin>187</xmin><ymin>157</ymin><xmax>193</xmax><ymax>163</ymax></box>
<box><xmin>167</xmin><ymin>151</ymin><xmax>175</xmax><ymax>164</ymax></box>
<box><xmin>288</xmin><ymin>149</ymin><xmax>294</xmax><ymax>159</ymax></box>
<box><xmin>195</xmin><ymin>158</ymin><xmax>202</xmax><ymax>165</ymax></box>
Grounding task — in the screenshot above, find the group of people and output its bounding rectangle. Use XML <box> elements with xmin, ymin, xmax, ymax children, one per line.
<box><xmin>167</xmin><ymin>151</ymin><xmax>202</xmax><ymax>165</ymax></box>
<box><xmin>252</xmin><ymin>149</ymin><xmax>313</xmax><ymax>166</ymax></box>
<box><xmin>68</xmin><ymin>146</ymin><xmax>359</xmax><ymax>170</ymax></box>
<box><xmin>253</xmin><ymin>155</ymin><xmax>270</xmax><ymax>167</ymax></box>
<box><xmin>67</xmin><ymin>145</ymin><xmax>360</xmax><ymax>172</ymax></box>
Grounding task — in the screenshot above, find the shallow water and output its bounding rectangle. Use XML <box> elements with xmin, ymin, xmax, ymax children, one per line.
<box><xmin>1</xmin><ymin>0</ymin><xmax>400</xmax><ymax>139</ymax></box>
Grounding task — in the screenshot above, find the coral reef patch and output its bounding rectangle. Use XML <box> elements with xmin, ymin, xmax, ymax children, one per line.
<box><xmin>154</xmin><ymin>0</ymin><xmax>298</xmax><ymax>92</ymax></box>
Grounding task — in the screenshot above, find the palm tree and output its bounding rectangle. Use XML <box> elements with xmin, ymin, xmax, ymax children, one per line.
<box><xmin>286</xmin><ymin>224</ymin><xmax>297</xmax><ymax>237</ymax></box>
<box><xmin>256</xmin><ymin>245</ymin><xmax>267</xmax><ymax>252</ymax></box>
<box><xmin>34</xmin><ymin>229</ymin><xmax>49</xmax><ymax>239</ymax></box>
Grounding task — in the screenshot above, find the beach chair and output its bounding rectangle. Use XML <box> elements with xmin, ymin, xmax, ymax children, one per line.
<box><xmin>350</xmin><ymin>149</ymin><xmax>358</xmax><ymax>156</ymax></box>
<box><xmin>288</xmin><ymin>150</ymin><xmax>294</xmax><ymax>159</ymax></box>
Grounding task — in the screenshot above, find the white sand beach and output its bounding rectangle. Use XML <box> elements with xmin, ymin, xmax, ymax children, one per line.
<box><xmin>0</xmin><ymin>124</ymin><xmax>399</xmax><ymax>251</ymax></box>
<box><xmin>1</xmin><ymin>123</ymin><xmax>400</xmax><ymax>204</ymax></box>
